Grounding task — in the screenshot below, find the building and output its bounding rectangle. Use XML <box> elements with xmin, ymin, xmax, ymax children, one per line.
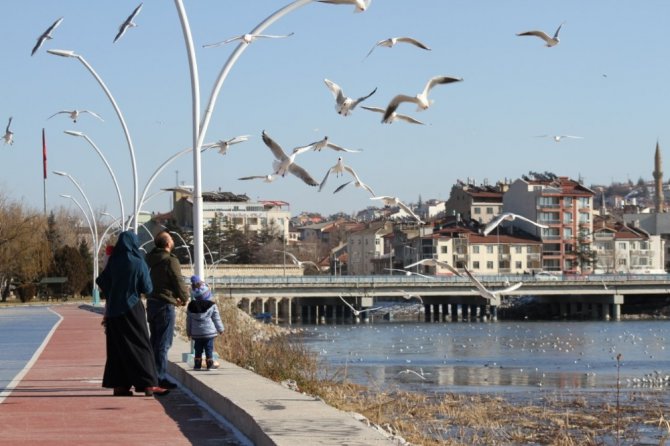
<box><xmin>346</xmin><ymin>221</ymin><xmax>393</xmax><ymax>275</ymax></box>
<box><xmin>503</xmin><ymin>175</ymin><xmax>595</xmax><ymax>273</ymax></box>
<box><xmin>444</xmin><ymin>180</ymin><xmax>506</xmax><ymax>224</ymax></box>
<box><xmin>168</xmin><ymin>187</ymin><xmax>291</xmax><ymax>240</ymax></box>
<box><xmin>591</xmin><ymin>219</ymin><xmax>664</xmax><ymax>274</ymax></box>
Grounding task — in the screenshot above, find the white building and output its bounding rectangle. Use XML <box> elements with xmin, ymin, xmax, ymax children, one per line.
<box><xmin>347</xmin><ymin>222</ymin><xmax>393</xmax><ymax>275</ymax></box>
<box><xmin>592</xmin><ymin>221</ymin><xmax>664</xmax><ymax>274</ymax></box>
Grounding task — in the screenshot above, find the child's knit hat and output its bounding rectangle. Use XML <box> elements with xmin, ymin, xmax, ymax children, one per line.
<box><xmin>190</xmin><ymin>275</ymin><xmax>212</xmax><ymax>300</ymax></box>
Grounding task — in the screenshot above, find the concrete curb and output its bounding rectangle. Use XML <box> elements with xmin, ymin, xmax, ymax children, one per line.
<box><xmin>167</xmin><ymin>336</ymin><xmax>396</xmax><ymax>446</ymax></box>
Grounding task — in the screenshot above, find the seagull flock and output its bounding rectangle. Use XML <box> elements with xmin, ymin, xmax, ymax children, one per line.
<box><xmin>11</xmin><ymin>1</ymin><xmax>568</xmax><ymax>305</ymax></box>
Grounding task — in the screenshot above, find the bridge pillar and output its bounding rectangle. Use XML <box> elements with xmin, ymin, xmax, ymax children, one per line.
<box><xmin>491</xmin><ymin>306</ymin><xmax>498</xmax><ymax>321</ymax></box>
<box><xmin>271</xmin><ymin>299</ymin><xmax>278</xmax><ymax>323</ymax></box>
<box><xmin>613</xmin><ymin>302</ymin><xmax>621</xmax><ymax>321</ymax></box>
<box><xmin>590</xmin><ymin>303</ymin><xmax>599</xmax><ymax>320</ymax></box>
<box><xmin>441</xmin><ymin>304</ymin><xmax>449</xmax><ymax>322</ymax></box>
<box><xmin>431</xmin><ymin>304</ymin><xmax>440</xmax><ymax>322</ymax></box>
<box><xmin>285</xmin><ymin>298</ymin><xmax>293</xmax><ymax>325</ymax></box>
<box><xmin>451</xmin><ymin>304</ymin><xmax>459</xmax><ymax>322</ymax></box>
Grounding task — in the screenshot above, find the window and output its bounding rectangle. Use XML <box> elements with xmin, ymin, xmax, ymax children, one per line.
<box><xmin>515</xmin><ymin>261</ymin><xmax>522</xmax><ymax>269</ymax></box>
<box><xmin>486</xmin><ymin>261</ymin><xmax>494</xmax><ymax>269</ymax></box>
<box><xmin>563</xmin><ymin>227</ymin><xmax>573</xmax><ymax>238</ymax></box>
<box><xmin>579</xmin><ymin>212</ymin><xmax>590</xmax><ymax>223</ymax></box>
<box><xmin>618</xmin><ymin>258</ymin><xmax>627</xmax><ymax>266</ymax></box>
<box><xmin>441</xmin><ymin>246</ymin><xmax>448</xmax><ymax>254</ymax></box>
<box><xmin>563</xmin><ymin>197</ymin><xmax>573</xmax><ymax>207</ymax></box>
<box><xmin>474</xmin><ymin>207</ymin><xmax>481</xmax><ymax>214</ymax></box>
<box><xmin>640</xmin><ymin>241</ymin><xmax>649</xmax><ymax>250</ymax></box>
<box><xmin>563</xmin><ymin>212</ymin><xmax>573</xmax><ymax>223</ymax></box>
<box><xmin>473</xmin><ymin>246</ymin><xmax>480</xmax><ymax>254</ymax></box>
<box><xmin>578</xmin><ymin>197</ymin><xmax>590</xmax><ymax>208</ymax></box>
<box><xmin>515</xmin><ymin>246</ymin><xmax>522</xmax><ymax>254</ymax></box>
<box><xmin>486</xmin><ymin>246</ymin><xmax>494</xmax><ymax>254</ymax></box>
<box><xmin>619</xmin><ymin>242</ymin><xmax>627</xmax><ymax>250</ymax></box>
<box><xmin>486</xmin><ymin>207</ymin><xmax>493</xmax><ymax>214</ymax></box>
<box><xmin>473</xmin><ymin>261</ymin><xmax>480</xmax><ymax>269</ymax></box>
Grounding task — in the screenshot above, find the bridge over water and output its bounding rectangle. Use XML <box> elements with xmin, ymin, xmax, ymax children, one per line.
<box><xmin>209</xmin><ymin>274</ymin><xmax>670</xmax><ymax>323</ymax></box>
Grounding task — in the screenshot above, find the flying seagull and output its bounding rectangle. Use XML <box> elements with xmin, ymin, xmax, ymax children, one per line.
<box><xmin>333</xmin><ymin>165</ymin><xmax>375</xmax><ymax>196</ymax></box>
<box><xmin>338</xmin><ymin>295</ymin><xmax>382</xmax><ymax>317</ymax></box>
<box><xmin>238</xmin><ymin>174</ymin><xmax>276</xmax><ymax>183</ymax></box>
<box><xmin>463</xmin><ymin>265</ymin><xmax>523</xmax><ymax>305</ymax></box>
<box><xmin>404</xmin><ymin>258</ymin><xmax>461</xmax><ymax>276</ymax></box>
<box><xmin>3</xmin><ymin>117</ymin><xmax>14</xmax><ymax>145</ymax></box>
<box><xmin>370</xmin><ymin>196</ymin><xmax>424</xmax><ymax>224</ymax></box>
<box><xmin>365</xmin><ymin>36</ymin><xmax>430</xmax><ymax>59</ymax></box>
<box><xmin>401</xmin><ymin>292</ymin><xmax>424</xmax><ymax>304</ymax></box>
<box><xmin>317</xmin><ymin>0</ymin><xmax>372</xmax><ymax>13</ymax></box>
<box><xmin>31</xmin><ymin>17</ymin><xmax>63</xmax><ymax>56</ymax></box>
<box><xmin>382</xmin><ymin>75</ymin><xmax>462</xmax><ymax>123</ymax></box>
<box><xmin>536</xmin><ymin>134</ymin><xmax>583</xmax><ymax>143</ymax></box>
<box><xmin>202</xmin><ymin>135</ymin><xmax>250</xmax><ymax>155</ymax></box>
<box><xmin>482</xmin><ymin>212</ymin><xmax>549</xmax><ymax>236</ymax></box>
<box><xmin>47</xmin><ymin>109</ymin><xmax>104</xmax><ymax>123</ymax></box>
<box><xmin>397</xmin><ymin>369</ymin><xmax>427</xmax><ymax>380</ymax></box>
<box><xmin>261</xmin><ymin>130</ymin><xmax>318</xmax><ymax>186</ymax></box>
<box><xmin>294</xmin><ymin>136</ymin><xmax>362</xmax><ymax>153</ymax></box>
<box><xmin>361</xmin><ymin>106</ymin><xmax>425</xmax><ymax>125</ymax></box>
<box><xmin>319</xmin><ymin>157</ymin><xmax>349</xmax><ymax>192</ymax></box>
<box><xmin>384</xmin><ymin>268</ymin><xmax>434</xmax><ymax>279</ymax></box>
<box><xmin>324</xmin><ymin>79</ymin><xmax>377</xmax><ymax>116</ymax></box>
<box><xmin>275</xmin><ymin>250</ymin><xmax>320</xmax><ymax>271</ymax></box>
<box><xmin>114</xmin><ymin>3</ymin><xmax>143</xmax><ymax>43</ymax></box>
<box><xmin>203</xmin><ymin>32</ymin><xmax>294</xmax><ymax>48</ymax></box>
<box><xmin>516</xmin><ymin>22</ymin><xmax>564</xmax><ymax>47</ymax></box>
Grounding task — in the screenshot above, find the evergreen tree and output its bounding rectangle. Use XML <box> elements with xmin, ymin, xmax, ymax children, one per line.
<box><xmin>78</xmin><ymin>239</ymin><xmax>94</xmax><ymax>296</ymax></box>
<box><xmin>50</xmin><ymin>245</ymin><xmax>88</xmax><ymax>296</ymax></box>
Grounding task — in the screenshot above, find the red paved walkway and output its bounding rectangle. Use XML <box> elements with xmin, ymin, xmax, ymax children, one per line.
<box><xmin>0</xmin><ymin>305</ymin><xmax>244</xmax><ymax>446</ymax></box>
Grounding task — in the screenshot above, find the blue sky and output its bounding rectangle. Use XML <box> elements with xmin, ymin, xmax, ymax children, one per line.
<box><xmin>3</xmin><ymin>1</ymin><xmax>669</xmax><ymax>219</ymax></box>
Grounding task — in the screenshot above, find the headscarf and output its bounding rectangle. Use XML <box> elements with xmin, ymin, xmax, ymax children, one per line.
<box><xmin>96</xmin><ymin>231</ymin><xmax>153</xmax><ymax>317</ymax></box>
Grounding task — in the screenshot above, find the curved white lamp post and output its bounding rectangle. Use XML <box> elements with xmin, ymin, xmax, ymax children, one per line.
<box><xmin>47</xmin><ymin>49</ymin><xmax>139</xmax><ymax>234</ymax></box>
<box><xmin>64</xmin><ymin>130</ymin><xmax>126</xmax><ymax>229</ymax></box>
<box><xmin>59</xmin><ymin>193</ymin><xmax>99</xmax><ymax>305</ymax></box>
<box><xmin>174</xmin><ymin>0</ymin><xmax>314</xmax><ymax>279</ymax></box>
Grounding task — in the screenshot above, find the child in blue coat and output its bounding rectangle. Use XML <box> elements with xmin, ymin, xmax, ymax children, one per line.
<box><xmin>186</xmin><ymin>276</ymin><xmax>224</xmax><ymax>370</ymax></box>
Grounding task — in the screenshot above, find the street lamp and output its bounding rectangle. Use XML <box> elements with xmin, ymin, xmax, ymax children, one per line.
<box><xmin>48</xmin><ymin>49</ymin><xmax>139</xmax><ymax>234</ymax></box>
<box><xmin>59</xmin><ymin>193</ymin><xmax>99</xmax><ymax>305</ymax></box>
<box><xmin>173</xmin><ymin>0</ymin><xmax>315</xmax><ymax>279</ymax></box>
<box><xmin>64</xmin><ymin>130</ymin><xmax>125</xmax><ymax>228</ymax></box>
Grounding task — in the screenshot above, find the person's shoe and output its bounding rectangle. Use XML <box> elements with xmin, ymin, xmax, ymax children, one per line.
<box><xmin>158</xmin><ymin>379</ymin><xmax>177</xmax><ymax>389</ymax></box>
<box><xmin>206</xmin><ymin>359</ymin><xmax>214</xmax><ymax>370</ymax></box>
<box><xmin>144</xmin><ymin>386</ymin><xmax>170</xmax><ymax>396</ymax></box>
<box><xmin>194</xmin><ymin>357</ymin><xmax>202</xmax><ymax>371</ymax></box>
<box><xmin>113</xmin><ymin>387</ymin><xmax>133</xmax><ymax>396</ymax></box>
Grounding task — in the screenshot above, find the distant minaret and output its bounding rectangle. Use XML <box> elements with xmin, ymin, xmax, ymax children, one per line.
<box><xmin>654</xmin><ymin>140</ymin><xmax>664</xmax><ymax>213</ymax></box>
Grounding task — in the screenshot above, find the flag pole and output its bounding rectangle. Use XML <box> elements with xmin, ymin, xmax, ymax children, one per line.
<box><xmin>42</xmin><ymin>128</ymin><xmax>47</xmax><ymax>215</ymax></box>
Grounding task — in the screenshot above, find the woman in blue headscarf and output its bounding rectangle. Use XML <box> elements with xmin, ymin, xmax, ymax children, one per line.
<box><xmin>96</xmin><ymin>231</ymin><xmax>168</xmax><ymax>396</ymax></box>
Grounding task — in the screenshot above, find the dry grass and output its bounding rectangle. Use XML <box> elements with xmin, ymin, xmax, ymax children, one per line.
<box><xmin>176</xmin><ymin>299</ymin><xmax>670</xmax><ymax>445</ymax></box>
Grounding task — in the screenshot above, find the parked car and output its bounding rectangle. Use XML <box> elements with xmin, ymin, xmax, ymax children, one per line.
<box><xmin>536</xmin><ymin>271</ymin><xmax>559</xmax><ymax>281</ymax></box>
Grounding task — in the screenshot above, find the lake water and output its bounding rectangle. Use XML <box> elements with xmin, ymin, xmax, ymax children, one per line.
<box><xmin>300</xmin><ymin>316</ymin><xmax>670</xmax><ymax>394</ymax></box>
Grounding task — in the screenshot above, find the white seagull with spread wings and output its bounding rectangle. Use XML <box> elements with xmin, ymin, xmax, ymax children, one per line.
<box><xmin>203</xmin><ymin>32</ymin><xmax>294</xmax><ymax>48</ymax></box>
<box><xmin>318</xmin><ymin>0</ymin><xmax>371</xmax><ymax>13</ymax></box>
<box><xmin>31</xmin><ymin>17</ymin><xmax>63</xmax><ymax>56</ymax></box>
<box><xmin>333</xmin><ymin>164</ymin><xmax>375</xmax><ymax>196</ymax></box>
<box><xmin>262</xmin><ymin>130</ymin><xmax>318</xmax><ymax>186</ymax></box>
<box><xmin>238</xmin><ymin>174</ymin><xmax>275</xmax><ymax>183</ymax></box>
<box><xmin>338</xmin><ymin>295</ymin><xmax>382</xmax><ymax>316</ymax></box>
<box><xmin>3</xmin><ymin>117</ymin><xmax>14</xmax><ymax>145</ymax></box>
<box><xmin>516</xmin><ymin>22</ymin><xmax>564</xmax><ymax>47</ymax></box>
<box><xmin>365</xmin><ymin>36</ymin><xmax>430</xmax><ymax>59</ymax></box>
<box><xmin>294</xmin><ymin>136</ymin><xmax>362</xmax><ymax>153</ymax></box>
<box><xmin>404</xmin><ymin>258</ymin><xmax>461</xmax><ymax>276</ymax></box>
<box><xmin>202</xmin><ymin>135</ymin><xmax>250</xmax><ymax>155</ymax></box>
<box><xmin>114</xmin><ymin>3</ymin><xmax>143</xmax><ymax>43</ymax></box>
<box><xmin>361</xmin><ymin>106</ymin><xmax>425</xmax><ymax>125</ymax></box>
<box><xmin>324</xmin><ymin>79</ymin><xmax>377</xmax><ymax>116</ymax></box>
<box><xmin>482</xmin><ymin>212</ymin><xmax>548</xmax><ymax>236</ymax></box>
<box><xmin>48</xmin><ymin>109</ymin><xmax>104</xmax><ymax>123</ymax></box>
<box><xmin>384</xmin><ymin>268</ymin><xmax>433</xmax><ymax>279</ymax></box>
<box><xmin>370</xmin><ymin>196</ymin><xmax>424</xmax><ymax>224</ymax></box>
<box><xmin>463</xmin><ymin>266</ymin><xmax>523</xmax><ymax>305</ymax></box>
<box><xmin>536</xmin><ymin>134</ymin><xmax>583</xmax><ymax>143</ymax></box>
<box><xmin>275</xmin><ymin>250</ymin><xmax>320</xmax><ymax>271</ymax></box>
<box><xmin>382</xmin><ymin>75</ymin><xmax>462</xmax><ymax>123</ymax></box>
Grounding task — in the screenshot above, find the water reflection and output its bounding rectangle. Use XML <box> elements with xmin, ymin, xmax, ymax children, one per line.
<box><xmin>302</xmin><ymin>320</ymin><xmax>670</xmax><ymax>392</ymax></box>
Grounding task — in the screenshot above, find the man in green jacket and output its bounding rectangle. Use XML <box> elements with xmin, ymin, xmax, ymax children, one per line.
<box><xmin>145</xmin><ymin>231</ymin><xmax>188</xmax><ymax>389</ymax></box>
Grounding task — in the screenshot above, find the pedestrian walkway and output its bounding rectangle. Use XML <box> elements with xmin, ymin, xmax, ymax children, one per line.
<box><xmin>0</xmin><ymin>304</ymin><xmax>245</xmax><ymax>446</ymax></box>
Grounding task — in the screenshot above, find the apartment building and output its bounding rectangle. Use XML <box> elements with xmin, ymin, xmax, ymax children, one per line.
<box><xmin>591</xmin><ymin>220</ymin><xmax>664</xmax><ymax>274</ymax></box>
<box><xmin>347</xmin><ymin>221</ymin><xmax>393</xmax><ymax>275</ymax></box>
<box><xmin>503</xmin><ymin>175</ymin><xmax>595</xmax><ymax>273</ymax></box>
<box><xmin>444</xmin><ymin>180</ymin><xmax>506</xmax><ymax>224</ymax></box>
<box><xmin>169</xmin><ymin>187</ymin><xmax>291</xmax><ymax>240</ymax></box>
